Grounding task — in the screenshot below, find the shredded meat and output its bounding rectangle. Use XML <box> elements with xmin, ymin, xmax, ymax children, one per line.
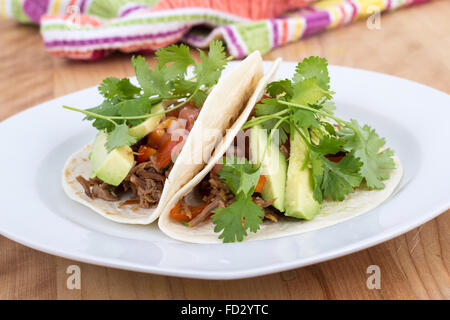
<box><xmin>252</xmin><ymin>196</ymin><xmax>275</xmax><ymax>208</ymax></box>
<box><xmin>252</xmin><ymin>196</ymin><xmax>280</xmax><ymax>222</ymax></box>
<box><xmin>188</xmin><ymin>199</ymin><xmax>224</xmax><ymax>228</ymax></box>
<box><xmin>76</xmin><ymin>156</ymin><xmax>170</xmax><ymax>209</ymax></box>
<box><xmin>76</xmin><ymin>176</ymin><xmax>93</xmax><ymax>198</ymax></box>
<box><xmin>201</xmin><ymin>172</ymin><xmax>235</xmax><ymax>205</ymax></box>
<box><xmin>264</xmin><ymin>210</ymin><xmax>279</xmax><ymax>222</ymax></box>
<box><xmin>76</xmin><ymin>176</ymin><xmax>119</xmax><ymax>201</ymax></box>
<box><xmin>123</xmin><ymin>158</ymin><xmax>168</xmax><ymax>208</ymax></box>
<box><xmin>180</xmin><ymin>172</ymin><xmax>283</xmax><ymax>227</ymax></box>
<box><xmin>181</xmin><ymin>200</ymin><xmax>192</xmax><ymax>219</ymax></box>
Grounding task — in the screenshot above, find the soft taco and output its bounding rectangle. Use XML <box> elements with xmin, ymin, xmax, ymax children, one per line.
<box><xmin>158</xmin><ymin>56</ymin><xmax>403</xmax><ymax>243</ymax></box>
<box><xmin>62</xmin><ymin>41</ymin><xmax>264</xmax><ymax>224</ymax></box>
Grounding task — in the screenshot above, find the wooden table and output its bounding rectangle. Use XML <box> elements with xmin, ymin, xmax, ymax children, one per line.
<box><xmin>0</xmin><ymin>0</ymin><xmax>449</xmax><ymax>300</ymax></box>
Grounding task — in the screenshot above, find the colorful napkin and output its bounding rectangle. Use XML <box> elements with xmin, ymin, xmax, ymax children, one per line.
<box><xmin>1</xmin><ymin>0</ymin><xmax>429</xmax><ymax>59</ymax></box>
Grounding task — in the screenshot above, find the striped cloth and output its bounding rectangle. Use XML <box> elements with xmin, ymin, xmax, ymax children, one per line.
<box><xmin>1</xmin><ymin>0</ymin><xmax>430</xmax><ymax>60</ymax></box>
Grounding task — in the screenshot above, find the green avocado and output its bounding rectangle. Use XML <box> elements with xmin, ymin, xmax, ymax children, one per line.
<box><xmin>250</xmin><ymin>124</ymin><xmax>287</xmax><ymax>212</ymax></box>
<box><xmin>89</xmin><ymin>103</ymin><xmax>165</xmax><ymax>186</ymax></box>
<box><xmin>89</xmin><ymin>130</ymin><xmax>134</xmax><ymax>186</ymax></box>
<box><xmin>285</xmin><ymin>129</ymin><xmax>321</xmax><ymax>220</ymax></box>
<box><xmin>128</xmin><ymin>102</ymin><xmax>165</xmax><ymax>140</ymax></box>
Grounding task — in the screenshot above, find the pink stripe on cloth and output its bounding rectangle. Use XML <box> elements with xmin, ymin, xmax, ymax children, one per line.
<box><xmin>302</xmin><ymin>9</ymin><xmax>330</xmax><ymax>38</ymax></box>
<box><xmin>79</xmin><ymin>0</ymin><xmax>87</xmax><ymax>12</ymax></box>
<box><xmin>24</xmin><ymin>0</ymin><xmax>49</xmax><ymax>24</ymax></box>
<box><xmin>44</xmin><ymin>26</ymin><xmax>189</xmax><ymax>48</ymax></box>
<box><xmin>270</xmin><ymin>18</ymin><xmax>279</xmax><ymax>48</ymax></box>
<box><xmin>120</xmin><ymin>5</ymin><xmax>149</xmax><ymax>17</ymax></box>
<box><xmin>223</xmin><ymin>25</ymin><xmax>244</xmax><ymax>58</ymax></box>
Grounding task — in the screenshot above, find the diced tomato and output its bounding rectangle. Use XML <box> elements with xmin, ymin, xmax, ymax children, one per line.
<box><xmin>170</xmin><ymin>202</ymin><xmax>208</xmax><ymax>222</ymax></box>
<box><xmin>147</xmin><ymin>129</ymin><xmax>170</xmax><ymax>149</ymax></box>
<box><xmin>155</xmin><ymin>136</ymin><xmax>182</xmax><ymax>169</ymax></box>
<box><xmin>170</xmin><ymin>137</ymin><xmax>185</xmax><ymax>158</ymax></box>
<box><xmin>166</xmin><ymin>107</ymin><xmax>181</xmax><ymax>118</ymax></box>
<box><xmin>178</xmin><ymin>105</ymin><xmax>200</xmax><ymax>131</ymax></box>
<box><xmin>254</xmin><ymin>175</ymin><xmax>267</xmax><ymax>193</ymax></box>
<box><xmin>136</xmin><ymin>145</ymin><xmax>157</xmax><ymax>163</ymax></box>
<box><xmin>169</xmin><ymin>202</ymin><xmax>186</xmax><ymax>221</ymax></box>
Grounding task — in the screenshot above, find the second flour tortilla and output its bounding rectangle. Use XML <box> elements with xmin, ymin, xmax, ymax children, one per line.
<box><xmin>158</xmin><ymin>58</ymin><xmax>404</xmax><ymax>243</ymax></box>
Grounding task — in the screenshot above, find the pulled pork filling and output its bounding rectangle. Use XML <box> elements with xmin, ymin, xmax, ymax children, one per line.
<box><xmin>174</xmin><ymin>169</ymin><xmax>283</xmax><ymax>227</ymax></box>
<box><xmin>77</xmin><ymin>155</ymin><xmax>169</xmax><ymax>209</ymax></box>
<box><xmin>76</xmin><ymin>176</ymin><xmax>119</xmax><ymax>201</ymax></box>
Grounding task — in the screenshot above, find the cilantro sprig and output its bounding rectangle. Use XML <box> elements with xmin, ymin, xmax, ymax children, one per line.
<box><xmin>210</xmin><ymin>56</ymin><xmax>395</xmax><ymax>243</ymax></box>
<box><xmin>211</xmin><ymin>157</ymin><xmax>265</xmax><ymax>243</ymax></box>
<box><xmin>244</xmin><ymin>56</ymin><xmax>396</xmax><ymax>202</ymax></box>
<box><xmin>63</xmin><ymin>41</ymin><xmax>228</xmax><ymax>152</ymax></box>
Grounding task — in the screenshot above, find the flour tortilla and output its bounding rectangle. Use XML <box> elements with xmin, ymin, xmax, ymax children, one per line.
<box><xmin>158</xmin><ymin>60</ymin><xmax>404</xmax><ymax>243</ymax></box>
<box><xmin>62</xmin><ymin>51</ymin><xmax>264</xmax><ymax>224</ymax></box>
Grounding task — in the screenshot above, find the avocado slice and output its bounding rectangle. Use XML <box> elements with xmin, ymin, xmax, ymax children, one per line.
<box><xmin>285</xmin><ymin>129</ymin><xmax>321</xmax><ymax>220</ymax></box>
<box><xmin>128</xmin><ymin>102</ymin><xmax>165</xmax><ymax>140</ymax></box>
<box><xmin>89</xmin><ymin>130</ymin><xmax>134</xmax><ymax>186</ymax></box>
<box><xmin>250</xmin><ymin>124</ymin><xmax>287</xmax><ymax>212</ymax></box>
<box><xmin>89</xmin><ymin>103</ymin><xmax>165</xmax><ymax>186</ymax></box>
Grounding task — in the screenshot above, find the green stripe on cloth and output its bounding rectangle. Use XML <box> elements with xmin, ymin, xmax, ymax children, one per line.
<box><xmin>41</xmin><ymin>13</ymin><xmax>244</xmax><ymax>32</ymax></box>
<box><xmin>12</xmin><ymin>0</ymin><xmax>31</xmax><ymax>23</ymax></box>
<box><xmin>235</xmin><ymin>21</ymin><xmax>271</xmax><ymax>56</ymax></box>
<box><xmin>88</xmin><ymin>0</ymin><xmax>158</xmax><ymax>18</ymax></box>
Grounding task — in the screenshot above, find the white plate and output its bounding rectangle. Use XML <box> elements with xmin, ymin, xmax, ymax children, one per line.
<box><xmin>0</xmin><ymin>62</ymin><xmax>449</xmax><ymax>280</ymax></box>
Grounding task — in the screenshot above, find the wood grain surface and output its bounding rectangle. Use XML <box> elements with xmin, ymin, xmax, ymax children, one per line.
<box><xmin>0</xmin><ymin>0</ymin><xmax>449</xmax><ymax>300</ymax></box>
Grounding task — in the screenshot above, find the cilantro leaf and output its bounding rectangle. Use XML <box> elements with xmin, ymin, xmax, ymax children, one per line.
<box><xmin>155</xmin><ymin>43</ymin><xmax>195</xmax><ymax>79</ymax></box>
<box><xmin>172</xmin><ymin>79</ymin><xmax>207</xmax><ymax>107</ymax></box>
<box><xmin>311</xmin><ymin>152</ymin><xmax>362</xmax><ymax>202</ymax></box>
<box><xmin>320</xmin><ymin>100</ymin><xmax>336</xmax><ymax>115</ymax></box>
<box><xmin>117</xmin><ymin>97</ymin><xmax>153</xmax><ymax>127</ymax></box>
<box><xmin>105</xmin><ymin>124</ymin><xmax>137</xmax><ymax>152</ymax></box>
<box><xmin>291</xmin><ymin>78</ymin><xmax>332</xmax><ymax>106</ymax></box>
<box><xmin>211</xmin><ymin>157</ymin><xmax>265</xmax><ymax>242</ymax></box>
<box><xmin>266</xmin><ymin>79</ymin><xmax>293</xmax><ymax>99</ymax></box>
<box><xmin>293</xmin><ymin>56</ymin><xmax>330</xmax><ymax>90</ymax></box>
<box><xmin>192</xmin><ymin>89</ymin><xmax>207</xmax><ymax>107</ymax></box>
<box><xmin>132</xmin><ymin>56</ymin><xmax>170</xmax><ymax>97</ymax></box>
<box><xmin>313</xmin><ymin>135</ymin><xmax>345</xmax><ymax>154</ymax></box>
<box><xmin>254</xmin><ymin>98</ymin><xmax>286</xmax><ymax>117</ymax></box>
<box><xmin>85</xmin><ymin>100</ymin><xmax>122</xmax><ymax>132</ymax></box>
<box><xmin>98</xmin><ymin>77</ymin><xmax>141</xmax><ymax>101</ymax></box>
<box><xmin>340</xmin><ymin>120</ymin><xmax>396</xmax><ymax>189</ymax></box>
<box><xmin>322</xmin><ymin>122</ymin><xmax>337</xmax><ymax>136</ymax></box>
<box><xmin>219</xmin><ymin>157</ymin><xmax>261</xmax><ymax>197</ymax></box>
<box><xmin>292</xmin><ymin>108</ymin><xmax>320</xmax><ymax>129</ymax></box>
<box><xmin>211</xmin><ymin>197</ymin><xmax>264</xmax><ymax>243</ymax></box>
<box><xmin>254</xmin><ymin>98</ymin><xmax>289</xmax><ymax>144</ymax></box>
<box><xmin>172</xmin><ymin>79</ymin><xmax>197</xmax><ymax>96</ymax></box>
<box><xmin>194</xmin><ymin>40</ymin><xmax>227</xmax><ymax>88</ymax></box>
